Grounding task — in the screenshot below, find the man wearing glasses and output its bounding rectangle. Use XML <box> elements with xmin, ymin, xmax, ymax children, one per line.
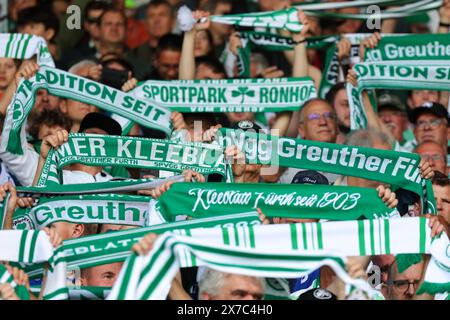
<box><xmin>412</xmin><ymin>102</ymin><xmax>449</xmax><ymax>155</ymax></box>
<box><xmin>415</xmin><ymin>142</ymin><xmax>448</xmax><ymax>176</ymax></box>
<box><xmin>381</xmin><ymin>257</ymin><xmax>425</xmax><ymax>300</ymax></box>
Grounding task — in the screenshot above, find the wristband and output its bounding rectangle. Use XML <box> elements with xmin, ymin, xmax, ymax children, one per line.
<box><xmin>439</xmin><ymin>22</ymin><xmax>450</xmax><ymax>27</ymax></box>
<box><xmin>292</xmin><ymin>38</ymin><xmax>307</xmax><ymax>45</ymax></box>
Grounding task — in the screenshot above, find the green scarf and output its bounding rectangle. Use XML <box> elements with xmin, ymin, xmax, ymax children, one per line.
<box><xmin>19</xmin><ymin>212</ymin><xmax>261</xmax><ymax>280</ymax></box>
<box><xmin>130</xmin><ymin>77</ymin><xmax>317</xmax><ymax>112</ymax></box>
<box><xmin>348</xmin><ymin>62</ymin><xmax>450</xmax><ymax>131</ymax></box>
<box><xmin>35</xmin><ymin>134</ymin><xmax>228</xmax><ymax>187</ymax></box>
<box><xmin>0</xmin><ymin>33</ymin><xmax>54</xmax><ymax>67</ymax></box>
<box><xmin>12</xmin><ymin>194</ymin><xmax>152</xmax><ymax>229</ymax></box>
<box><xmin>218</xmin><ymin>128</ymin><xmax>436</xmax><ymax>213</ymax></box>
<box><xmin>158</xmin><ymin>182</ymin><xmax>397</xmax><ymax>221</ymax></box>
<box><xmin>0</xmin><ymin>67</ymin><xmax>172</xmax><ymax>155</ymax></box>
<box><xmin>365</xmin><ymin>34</ymin><xmax>450</xmax><ymax>62</ymax></box>
<box><xmin>17</xmin><ymin>176</ymin><xmax>184</xmax><ymax>196</ymax></box>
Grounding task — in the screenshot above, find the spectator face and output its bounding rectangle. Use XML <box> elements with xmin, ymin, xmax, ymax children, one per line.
<box><xmin>59</xmin><ymin>99</ymin><xmax>98</xmax><ymax>125</ymax></box>
<box><xmin>194</xmin><ymin>31</ymin><xmax>212</xmax><ymax>58</ymax></box>
<box><xmin>155</xmin><ymin>50</ymin><xmax>180</xmax><ymax>80</ymax></box>
<box><xmin>383</xmin><ymin>261</ymin><xmax>424</xmax><ymax>300</ymax></box>
<box><xmin>202</xmin><ymin>274</ymin><xmax>264</xmax><ymax>300</ymax></box>
<box><xmin>433</xmin><ymin>184</ymin><xmax>450</xmax><ymax>225</ymax></box>
<box><xmin>84</xmin><ymin>9</ymin><xmax>105</xmax><ymax>41</ymax></box>
<box><xmin>195</xmin><ymin>63</ymin><xmax>225</xmax><ymax>80</ymax></box>
<box><xmin>378</xmin><ymin>108</ymin><xmax>408</xmax><ymax>142</ymax></box>
<box><xmin>34</xmin><ymin>89</ymin><xmax>60</xmax><ymax>113</ymax></box>
<box><xmin>299</xmin><ymin>101</ymin><xmax>337</xmax><ymax>143</ymax></box>
<box><xmin>81</xmin><ymin>263</ymin><xmax>123</xmax><ymax>287</ymax></box>
<box><xmin>99</xmin><ymin>12</ymin><xmax>126</xmax><ymax>46</ymax></box>
<box><xmin>408</xmin><ymin>90</ymin><xmax>439</xmax><ymax>108</ymax></box>
<box><xmin>145</xmin><ymin>4</ymin><xmax>173</xmax><ymax>39</ymax></box>
<box><xmin>413</xmin><ymin>113</ymin><xmax>449</xmax><ymax>147</ymax></box>
<box><xmin>332</xmin><ymin>88</ymin><xmax>350</xmax><ymax>129</ymax></box>
<box><xmin>0</xmin><ymin>58</ymin><xmax>17</xmax><ymax>89</ymax></box>
<box><xmin>415</xmin><ymin>142</ymin><xmax>447</xmax><ymax>174</ymax></box>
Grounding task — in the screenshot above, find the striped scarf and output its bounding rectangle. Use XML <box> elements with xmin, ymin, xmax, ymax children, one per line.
<box><xmin>348</xmin><ymin>62</ymin><xmax>450</xmax><ymax>131</ymax></box>
<box><xmin>35</xmin><ymin>134</ymin><xmax>229</xmax><ymax>187</ymax></box>
<box><xmin>0</xmin><ymin>33</ymin><xmax>55</xmax><ymax>67</ymax></box>
<box><xmin>0</xmin><ymin>230</ymin><xmax>67</xmax><ymax>300</ymax></box>
<box><xmin>12</xmin><ymin>194</ymin><xmax>152</xmax><ymax>230</ymax></box>
<box><xmin>106</xmin><ymin>232</ymin><xmax>378</xmax><ymax>300</ymax></box>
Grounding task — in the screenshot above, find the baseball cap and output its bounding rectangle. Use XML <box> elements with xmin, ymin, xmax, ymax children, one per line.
<box><xmin>291</xmin><ymin>170</ymin><xmax>329</xmax><ymax>185</ymax></box>
<box><xmin>410</xmin><ymin>102</ymin><xmax>450</xmax><ymax>124</ymax></box>
<box><xmin>232</xmin><ymin>120</ymin><xmax>262</xmax><ymax>132</ymax></box>
<box><xmin>78</xmin><ymin>112</ymin><xmax>122</xmax><ymax>136</ymax></box>
<box><xmin>377</xmin><ymin>93</ymin><xmax>406</xmax><ymax>113</ymax></box>
<box><xmin>297</xmin><ymin>288</ymin><xmax>337</xmax><ymax>301</ymax></box>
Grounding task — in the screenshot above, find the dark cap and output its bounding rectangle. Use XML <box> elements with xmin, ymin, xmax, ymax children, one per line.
<box><xmin>410</xmin><ymin>102</ymin><xmax>450</xmax><ymax>124</ymax></box>
<box><xmin>377</xmin><ymin>93</ymin><xmax>406</xmax><ymax>113</ymax></box>
<box><xmin>291</xmin><ymin>170</ymin><xmax>329</xmax><ymax>185</ymax></box>
<box><xmin>78</xmin><ymin>112</ymin><xmax>122</xmax><ymax>136</ymax></box>
<box><xmin>297</xmin><ymin>288</ymin><xmax>337</xmax><ymax>301</ymax></box>
<box><xmin>232</xmin><ymin>120</ymin><xmax>262</xmax><ymax>132</ymax></box>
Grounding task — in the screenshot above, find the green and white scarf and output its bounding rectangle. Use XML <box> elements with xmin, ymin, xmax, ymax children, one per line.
<box><xmin>130</xmin><ymin>77</ymin><xmax>317</xmax><ymax>112</ymax></box>
<box><xmin>20</xmin><ymin>212</ymin><xmax>261</xmax><ymax>279</ymax></box>
<box><xmin>297</xmin><ymin>0</ymin><xmax>442</xmax><ymax>20</ymax></box>
<box><xmin>178</xmin><ymin>6</ymin><xmax>303</xmax><ymax>32</ymax></box>
<box><xmin>0</xmin><ymin>66</ymin><xmax>172</xmax><ymax>155</ymax></box>
<box><xmin>17</xmin><ymin>175</ymin><xmax>184</xmax><ymax>196</ymax></box>
<box><xmin>417</xmin><ymin>234</ymin><xmax>450</xmax><ymax>294</ymax></box>
<box><xmin>36</xmin><ymin>134</ymin><xmax>228</xmax><ymax>187</ymax></box>
<box><xmin>0</xmin><ymin>33</ymin><xmax>55</xmax><ymax>67</ymax></box>
<box><xmin>158</xmin><ymin>182</ymin><xmax>397</xmax><ymax>221</ymax></box>
<box><xmin>0</xmin><ymin>264</ymin><xmax>30</xmax><ymax>300</ymax></box>
<box><xmin>12</xmin><ymin>194</ymin><xmax>152</xmax><ymax>230</ymax></box>
<box><xmin>218</xmin><ymin>128</ymin><xmax>436</xmax><ymax>213</ymax></box>
<box><xmin>348</xmin><ymin>62</ymin><xmax>450</xmax><ymax>130</ymax></box>
<box><xmin>106</xmin><ymin>232</ymin><xmax>379</xmax><ymax>300</ymax></box>
<box><xmin>181</xmin><ymin>216</ymin><xmax>432</xmax><ymax>257</ymax></box>
<box><xmin>365</xmin><ymin>34</ymin><xmax>450</xmax><ymax>62</ymax></box>
<box><xmin>0</xmin><ymin>230</ymin><xmax>67</xmax><ymax>300</ymax></box>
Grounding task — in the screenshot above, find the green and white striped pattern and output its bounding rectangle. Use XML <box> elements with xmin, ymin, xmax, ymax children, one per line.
<box><xmin>0</xmin><ymin>33</ymin><xmax>55</xmax><ymax>67</ymax></box>
<box><xmin>182</xmin><ymin>217</ymin><xmax>432</xmax><ymax>256</ymax></box>
<box><xmin>107</xmin><ymin>232</ymin><xmax>378</xmax><ymax>300</ymax></box>
<box><xmin>0</xmin><ymin>230</ymin><xmax>53</xmax><ymax>263</ymax></box>
<box><xmin>0</xmin><ymin>264</ymin><xmax>30</xmax><ymax>300</ymax></box>
<box><xmin>417</xmin><ymin>235</ymin><xmax>450</xmax><ymax>294</ymax></box>
<box><xmin>0</xmin><ymin>230</ymin><xmax>67</xmax><ymax>300</ymax></box>
<box><xmin>22</xmin><ymin>212</ymin><xmax>261</xmax><ymax>279</ymax></box>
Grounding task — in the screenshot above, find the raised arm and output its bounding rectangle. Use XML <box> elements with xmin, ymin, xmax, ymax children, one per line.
<box><xmin>179</xmin><ymin>11</ymin><xmax>210</xmax><ymax>80</ymax></box>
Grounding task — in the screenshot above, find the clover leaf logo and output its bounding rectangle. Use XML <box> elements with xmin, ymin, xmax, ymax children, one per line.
<box><xmin>231</xmin><ymin>87</ymin><xmax>255</xmax><ymax>103</ymax></box>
